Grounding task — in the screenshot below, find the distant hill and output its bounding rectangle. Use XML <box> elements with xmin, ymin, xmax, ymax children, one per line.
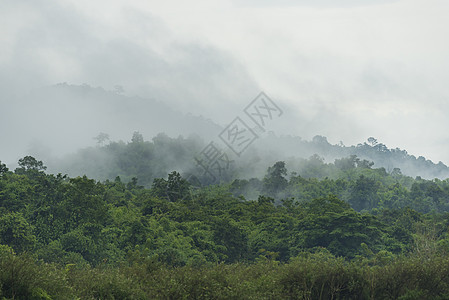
<box><xmin>14</xmin><ymin>83</ymin><xmax>447</xmax><ymax>182</ymax></box>
<box><xmin>42</xmin><ymin>131</ymin><xmax>449</xmax><ymax>187</ymax></box>
<box><xmin>253</xmin><ymin>135</ymin><xmax>449</xmax><ymax>180</ymax></box>
<box><xmin>5</xmin><ymin>83</ymin><xmax>221</xmax><ymax>165</ymax></box>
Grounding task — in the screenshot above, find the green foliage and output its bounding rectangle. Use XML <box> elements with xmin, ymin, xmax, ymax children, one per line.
<box><xmin>0</xmin><ymin>161</ymin><xmax>9</xmax><ymax>176</ymax></box>
<box><xmin>3</xmin><ymin>154</ymin><xmax>449</xmax><ymax>297</ymax></box>
<box><xmin>262</xmin><ymin>161</ymin><xmax>288</xmax><ymax>197</ymax></box>
<box><xmin>0</xmin><ymin>212</ymin><xmax>36</xmax><ymax>252</ymax></box>
<box><xmin>51</xmin><ymin>132</ymin><xmax>205</xmax><ymax>186</ymax></box>
<box><xmin>67</xmin><ymin>265</ymin><xmax>146</xmax><ymax>299</ymax></box>
<box><xmin>2</xmin><ymin>248</ymin><xmax>449</xmax><ymax>299</ymax></box>
<box><xmin>15</xmin><ymin>156</ymin><xmax>47</xmax><ymax>174</ymax></box>
<box><xmin>0</xmin><ymin>252</ymin><xmax>73</xmax><ymax>299</ymax></box>
<box><xmin>349</xmin><ymin>175</ymin><xmax>380</xmax><ymax>211</ymax></box>
<box><xmin>152</xmin><ymin>171</ymin><xmax>191</xmax><ymax>202</ymax></box>
<box><xmin>296</xmin><ymin>196</ymin><xmax>383</xmax><ymax>258</ymax></box>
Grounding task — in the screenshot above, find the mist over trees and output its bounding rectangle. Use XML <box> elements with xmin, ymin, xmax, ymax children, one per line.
<box><xmin>5</xmin><ymin>83</ymin><xmax>448</xmax><ymax>183</ymax></box>
<box><xmin>40</xmin><ymin>130</ymin><xmax>449</xmax><ymax>189</ymax></box>
<box><xmin>2</xmin><ymin>84</ymin><xmax>222</xmax><ymax>165</ymax></box>
<box><xmin>5</xmin><ymin>95</ymin><xmax>449</xmax><ymax>297</ymax></box>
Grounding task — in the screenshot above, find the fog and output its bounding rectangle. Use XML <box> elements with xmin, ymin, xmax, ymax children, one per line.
<box><xmin>1</xmin><ymin>0</ymin><xmax>449</xmax><ymax>173</ymax></box>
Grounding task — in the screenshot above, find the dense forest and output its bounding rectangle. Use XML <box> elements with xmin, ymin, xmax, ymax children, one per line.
<box><xmin>45</xmin><ymin>132</ymin><xmax>449</xmax><ymax>188</ymax></box>
<box><xmin>2</xmin><ymin>137</ymin><xmax>449</xmax><ymax>298</ymax></box>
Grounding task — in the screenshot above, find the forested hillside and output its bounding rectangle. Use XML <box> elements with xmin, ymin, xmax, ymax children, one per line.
<box><xmin>46</xmin><ymin>132</ymin><xmax>449</xmax><ymax>188</ymax></box>
<box><xmin>3</xmin><ymin>0</ymin><xmax>448</xmax><ymax>298</ymax></box>
<box><xmin>2</xmin><ymin>153</ymin><xmax>449</xmax><ymax>298</ymax></box>
<box><xmin>4</xmin><ymin>84</ymin><xmax>222</xmax><ymax>166</ymax></box>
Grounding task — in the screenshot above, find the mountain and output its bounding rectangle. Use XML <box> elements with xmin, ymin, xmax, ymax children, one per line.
<box><xmin>253</xmin><ymin>134</ymin><xmax>449</xmax><ymax>180</ymax></box>
<box><xmin>7</xmin><ymin>83</ymin><xmax>447</xmax><ymax>182</ymax></box>
<box><xmin>3</xmin><ymin>83</ymin><xmax>221</xmax><ymax>165</ymax></box>
<box><xmin>40</xmin><ymin>132</ymin><xmax>449</xmax><ymax>188</ymax></box>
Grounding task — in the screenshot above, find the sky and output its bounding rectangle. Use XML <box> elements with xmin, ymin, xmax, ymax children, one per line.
<box><xmin>1</xmin><ymin>0</ymin><xmax>449</xmax><ymax>165</ymax></box>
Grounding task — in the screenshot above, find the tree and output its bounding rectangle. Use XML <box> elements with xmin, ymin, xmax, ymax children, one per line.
<box><xmin>167</xmin><ymin>171</ymin><xmax>191</xmax><ymax>202</ymax></box>
<box><xmin>349</xmin><ymin>175</ymin><xmax>379</xmax><ymax>211</ymax></box>
<box><xmin>0</xmin><ymin>161</ymin><xmax>9</xmax><ymax>176</ymax></box>
<box><xmin>152</xmin><ymin>171</ymin><xmax>191</xmax><ymax>202</ymax></box>
<box><xmin>127</xmin><ymin>177</ymin><xmax>141</xmax><ymax>190</ymax></box>
<box><xmin>297</xmin><ymin>195</ymin><xmax>382</xmax><ymax>258</ymax></box>
<box><xmin>212</xmin><ymin>217</ymin><xmax>248</xmax><ymax>262</ymax></box>
<box><xmin>358</xmin><ymin>159</ymin><xmax>374</xmax><ymax>169</ymax></box>
<box><xmin>131</xmin><ymin>131</ymin><xmax>144</xmax><ymax>143</ymax></box>
<box><xmin>391</xmin><ymin>168</ymin><xmax>402</xmax><ymax>177</ymax></box>
<box><xmin>368</xmin><ymin>137</ymin><xmax>378</xmax><ymax>146</ymax></box>
<box><xmin>335</xmin><ymin>155</ymin><xmax>359</xmax><ymax>171</ymax></box>
<box><xmin>94</xmin><ymin>132</ymin><xmax>110</xmax><ymax>146</ymax></box>
<box><xmin>262</xmin><ymin>161</ymin><xmax>288</xmax><ymax>197</ymax></box>
<box><xmin>15</xmin><ymin>156</ymin><xmax>47</xmax><ymax>175</ymax></box>
<box><xmin>312</xmin><ymin>135</ymin><xmax>329</xmax><ymax>144</ymax></box>
<box><xmin>0</xmin><ymin>212</ymin><xmax>36</xmax><ymax>252</ymax></box>
<box><xmin>62</xmin><ymin>176</ymin><xmax>108</xmax><ymax>229</ymax></box>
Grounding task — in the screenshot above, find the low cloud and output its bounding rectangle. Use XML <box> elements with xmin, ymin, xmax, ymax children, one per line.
<box><xmin>1</xmin><ymin>0</ymin><xmax>449</xmax><ymax>166</ymax></box>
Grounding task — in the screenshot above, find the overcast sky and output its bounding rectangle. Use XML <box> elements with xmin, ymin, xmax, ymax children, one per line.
<box><xmin>1</xmin><ymin>0</ymin><xmax>449</xmax><ymax>165</ymax></box>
